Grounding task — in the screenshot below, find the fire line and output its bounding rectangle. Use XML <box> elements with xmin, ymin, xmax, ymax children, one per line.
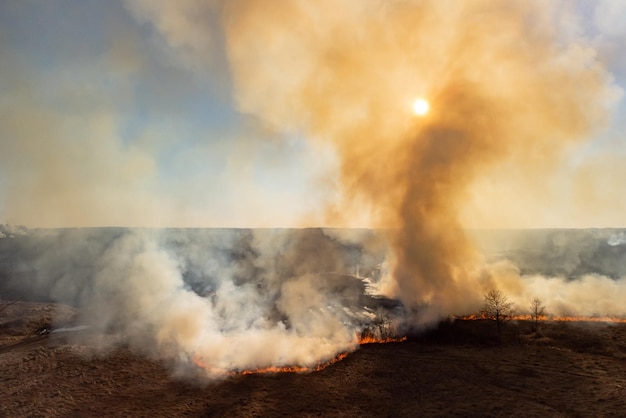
<box><xmin>456</xmin><ymin>314</ymin><xmax>626</xmax><ymax>323</ymax></box>
<box><xmin>192</xmin><ymin>334</ymin><xmax>408</xmax><ymax>376</ymax></box>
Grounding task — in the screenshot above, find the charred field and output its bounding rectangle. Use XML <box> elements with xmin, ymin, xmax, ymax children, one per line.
<box><xmin>1</xmin><ymin>301</ymin><xmax>626</xmax><ymax>417</ymax></box>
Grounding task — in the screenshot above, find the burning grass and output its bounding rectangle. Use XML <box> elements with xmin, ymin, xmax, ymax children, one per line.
<box><xmin>456</xmin><ymin>314</ymin><xmax>626</xmax><ymax>323</ymax></box>
<box><xmin>191</xmin><ymin>313</ymin><xmax>626</xmax><ymax>378</ymax></box>
<box><xmin>358</xmin><ymin>334</ymin><xmax>407</xmax><ymax>344</ymax></box>
<box><xmin>192</xmin><ymin>352</ymin><xmax>350</xmax><ymax>377</ymax></box>
<box><xmin>192</xmin><ymin>331</ymin><xmax>409</xmax><ymax>377</ymax></box>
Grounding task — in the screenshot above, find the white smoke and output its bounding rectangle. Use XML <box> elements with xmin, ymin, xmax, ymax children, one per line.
<box><xmin>608</xmin><ymin>232</ymin><xmax>626</xmax><ymax>246</ymax></box>
<box><xmin>484</xmin><ymin>259</ymin><xmax>626</xmax><ymax>318</ymax></box>
<box><xmin>71</xmin><ymin>229</ymin><xmax>366</xmax><ymax>377</ymax></box>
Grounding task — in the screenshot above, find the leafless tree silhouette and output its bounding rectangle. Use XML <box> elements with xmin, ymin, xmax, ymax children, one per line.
<box><xmin>529</xmin><ymin>297</ymin><xmax>546</xmax><ymax>332</ymax></box>
<box><xmin>481</xmin><ymin>289</ymin><xmax>514</xmax><ymax>343</ymax></box>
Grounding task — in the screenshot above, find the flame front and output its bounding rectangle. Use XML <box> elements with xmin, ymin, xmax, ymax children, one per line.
<box><xmin>241</xmin><ymin>353</ymin><xmax>349</xmax><ymax>375</ymax></box>
<box><xmin>192</xmin><ymin>352</ymin><xmax>350</xmax><ymax>377</ymax></box>
<box><xmin>358</xmin><ymin>335</ymin><xmax>407</xmax><ymax>344</ymax></box>
<box><xmin>456</xmin><ymin>314</ymin><xmax>626</xmax><ymax>323</ymax></box>
<box><xmin>191</xmin><ymin>332</ymin><xmax>410</xmax><ymax>377</ymax></box>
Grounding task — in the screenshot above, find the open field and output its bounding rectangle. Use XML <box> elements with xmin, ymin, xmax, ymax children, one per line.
<box><xmin>1</xmin><ymin>301</ymin><xmax>625</xmax><ymax>417</ymax></box>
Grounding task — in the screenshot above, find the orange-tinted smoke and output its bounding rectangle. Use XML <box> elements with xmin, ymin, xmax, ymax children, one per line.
<box><xmin>222</xmin><ymin>0</ymin><xmax>617</xmax><ymax>319</ymax></box>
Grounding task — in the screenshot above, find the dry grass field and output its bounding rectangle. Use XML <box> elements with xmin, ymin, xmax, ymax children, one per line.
<box><xmin>1</xmin><ymin>301</ymin><xmax>626</xmax><ymax>417</ymax></box>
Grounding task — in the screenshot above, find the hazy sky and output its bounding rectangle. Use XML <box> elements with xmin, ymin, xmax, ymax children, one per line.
<box><xmin>1</xmin><ymin>0</ymin><xmax>625</xmax><ymax>228</ymax></box>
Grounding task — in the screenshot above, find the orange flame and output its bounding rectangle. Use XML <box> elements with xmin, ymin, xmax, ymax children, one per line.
<box><xmin>240</xmin><ymin>353</ymin><xmax>349</xmax><ymax>375</ymax></box>
<box><xmin>358</xmin><ymin>335</ymin><xmax>407</xmax><ymax>344</ymax></box>
<box><xmin>192</xmin><ymin>333</ymin><xmax>411</xmax><ymax>376</ymax></box>
<box><xmin>192</xmin><ymin>352</ymin><xmax>350</xmax><ymax>376</ymax></box>
<box><xmin>547</xmin><ymin>316</ymin><xmax>626</xmax><ymax>323</ymax></box>
<box><xmin>455</xmin><ymin>314</ymin><xmax>626</xmax><ymax>323</ymax></box>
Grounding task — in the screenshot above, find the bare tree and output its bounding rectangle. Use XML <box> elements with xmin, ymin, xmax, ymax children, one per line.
<box><xmin>529</xmin><ymin>297</ymin><xmax>546</xmax><ymax>332</ymax></box>
<box><xmin>481</xmin><ymin>289</ymin><xmax>514</xmax><ymax>342</ymax></box>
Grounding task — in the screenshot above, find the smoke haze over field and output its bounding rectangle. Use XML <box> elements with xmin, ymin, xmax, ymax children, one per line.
<box><xmin>2</xmin><ymin>1</ymin><xmax>626</xmax><ymax>377</ymax></box>
<box><xmin>0</xmin><ymin>228</ymin><xmax>396</xmax><ymax>375</ymax></box>
<box><xmin>2</xmin><ymin>227</ymin><xmax>626</xmax><ymax>379</ymax></box>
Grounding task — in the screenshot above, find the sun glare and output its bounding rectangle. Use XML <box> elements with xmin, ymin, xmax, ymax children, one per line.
<box><xmin>412</xmin><ymin>98</ymin><xmax>430</xmax><ymax>116</ymax></box>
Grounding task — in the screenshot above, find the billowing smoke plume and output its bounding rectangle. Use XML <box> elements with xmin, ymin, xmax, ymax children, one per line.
<box><xmin>215</xmin><ymin>0</ymin><xmax>621</xmax><ymax>322</ymax></box>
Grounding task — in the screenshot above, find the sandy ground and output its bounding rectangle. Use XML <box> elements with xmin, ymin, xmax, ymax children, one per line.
<box><xmin>1</xmin><ymin>301</ymin><xmax>626</xmax><ymax>417</ymax></box>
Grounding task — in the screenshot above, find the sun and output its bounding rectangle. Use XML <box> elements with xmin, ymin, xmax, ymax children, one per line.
<box><xmin>412</xmin><ymin>98</ymin><xmax>430</xmax><ymax>116</ymax></box>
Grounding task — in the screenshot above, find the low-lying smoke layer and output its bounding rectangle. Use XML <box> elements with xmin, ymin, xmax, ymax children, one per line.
<box><xmin>0</xmin><ymin>228</ymin><xmax>397</xmax><ymax>377</ymax></box>
<box><xmin>3</xmin><ymin>227</ymin><xmax>626</xmax><ymax>379</ymax></box>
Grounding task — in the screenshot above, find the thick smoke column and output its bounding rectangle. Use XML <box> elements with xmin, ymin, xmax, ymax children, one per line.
<box><xmin>218</xmin><ymin>0</ymin><xmax>619</xmax><ymax>322</ymax></box>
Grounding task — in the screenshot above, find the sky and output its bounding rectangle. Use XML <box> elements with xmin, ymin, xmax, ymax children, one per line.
<box><xmin>1</xmin><ymin>0</ymin><xmax>626</xmax><ymax>229</ymax></box>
